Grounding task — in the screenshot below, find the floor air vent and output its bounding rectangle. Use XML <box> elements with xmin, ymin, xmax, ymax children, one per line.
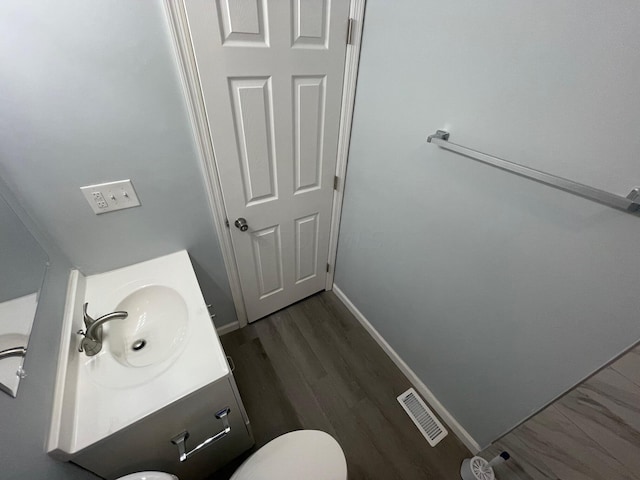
<box><xmin>397</xmin><ymin>388</ymin><xmax>448</xmax><ymax>447</ymax></box>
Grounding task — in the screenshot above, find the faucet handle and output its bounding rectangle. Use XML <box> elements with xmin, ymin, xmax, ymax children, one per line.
<box><xmin>83</xmin><ymin>302</ymin><xmax>95</xmax><ymax>326</ymax></box>
<box><xmin>80</xmin><ymin>304</ymin><xmax>92</xmax><ymax>353</ymax></box>
<box><xmin>76</xmin><ymin>329</ymin><xmax>86</xmax><ymax>352</ymax></box>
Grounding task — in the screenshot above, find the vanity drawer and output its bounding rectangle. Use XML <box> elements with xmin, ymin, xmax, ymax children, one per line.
<box><xmin>72</xmin><ymin>376</ymin><xmax>254</xmax><ymax>480</ymax></box>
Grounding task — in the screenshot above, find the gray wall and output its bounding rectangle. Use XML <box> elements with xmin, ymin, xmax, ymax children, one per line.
<box><xmin>336</xmin><ymin>0</ymin><xmax>640</xmax><ymax>448</ymax></box>
<box><xmin>0</xmin><ymin>181</ymin><xmax>96</xmax><ymax>479</ymax></box>
<box><xmin>0</xmin><ymin>262</ymin><xmax>98</xmax><ymax>480</ymax></box>
<box><xmin>0</xmin><ymin>0</ymin><xmax>236</xmax><ymax>327</ymax></box>
<box><xmin>0</xmin><ymin>2</ymin><xmax>237</xmax><ymax>477</ymax></box>
<box><xmin>0</xmin><ymin>191</ymin><xmax>47</xmax><ymax>303</ymax></box>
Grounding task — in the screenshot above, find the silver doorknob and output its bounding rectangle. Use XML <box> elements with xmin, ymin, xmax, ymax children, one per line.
<box><xmin>234</xmin><ymin>218</ymin><xmax>249</xmax><ymax>232</ymax></box>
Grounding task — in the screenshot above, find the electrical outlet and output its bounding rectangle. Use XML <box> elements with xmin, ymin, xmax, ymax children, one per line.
<box><xmin>81</xmin><ymin>180</ymin><xmax>141</xmax><ymax>214</ymax></box>
<box><xmin>91</xmin><ymin>192</ymin><xmax>109</xmax><ymax>209</ymax></box>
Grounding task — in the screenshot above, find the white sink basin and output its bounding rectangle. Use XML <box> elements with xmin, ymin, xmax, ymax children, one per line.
<box><xmin>48</xmin><ymin>251</ymin><xmax>230</xmax><ymax>458</ymax></box>
<box><xmin>0</xmin><ymin>333</ymin><xmax>28</xmax><ymax>396</ymax></box>
<box><xmin>107</xmin><ymin>285</ymin><xmax>188</xmax><ymax>368</ymax></box>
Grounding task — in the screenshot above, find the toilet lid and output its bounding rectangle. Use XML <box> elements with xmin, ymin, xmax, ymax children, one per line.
<box><xmin>116</xmin><ymin>473</ymin><xmax>178</xmax><ymax>480</ymax></box>
<box><xmin>231</xmin><ymin>430</ymin><xmax>347</xmax><ymax>480</ymax></box>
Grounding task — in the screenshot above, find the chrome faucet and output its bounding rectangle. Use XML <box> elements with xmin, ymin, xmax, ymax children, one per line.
<box><xmin>77</xmin><ymin>302</ymin><xmax>128</xmax><ymax>356</ymax></box>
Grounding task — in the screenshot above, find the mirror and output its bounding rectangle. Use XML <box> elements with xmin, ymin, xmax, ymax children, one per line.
<box><xmin>0</xmin><ymin>185</ymin><xmax>48</xmax><ymax>397</ymax></box>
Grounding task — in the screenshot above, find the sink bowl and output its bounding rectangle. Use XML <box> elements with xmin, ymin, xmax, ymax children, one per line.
<box><xmin>48</xmin><ymin>251</ymin><xmax>231</xmax><ymax>457</ymax></box>
<box><xmin>107</xmin><ymin>285</ymin><xmax>188</xmax><ymax>368</ymax></box>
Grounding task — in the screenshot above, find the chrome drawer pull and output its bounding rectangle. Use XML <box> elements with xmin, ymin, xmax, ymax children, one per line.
<box><xmin>170</xmin><ymin>407</ymin><xmax>231</xmax><ymax>462</ymax></box>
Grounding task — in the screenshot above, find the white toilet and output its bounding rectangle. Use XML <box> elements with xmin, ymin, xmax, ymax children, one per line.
<box><xmin>118</xmin><ymin>474</ymin><xmax>178</xmax><ymax>480</ymax></box>
<box><xmin>116</xmin><ymin>430</ymin><xmax>347</xmax><ymax>480</ymax></box>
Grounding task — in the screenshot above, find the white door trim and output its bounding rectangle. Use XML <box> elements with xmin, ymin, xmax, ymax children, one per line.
<box><xmin>164</xmin><ymin>0</ymin><xmax>248</xmax><ymax>327</ymax></box>
<box><xmin>326</xmin><ymin>0</ymin><xmax>366</xmax><ymax>290</ymax></box>
<box><xmin>164</xmin><ymin>0</ymin><xmax>366</xmax><ymax>326</ymax></box>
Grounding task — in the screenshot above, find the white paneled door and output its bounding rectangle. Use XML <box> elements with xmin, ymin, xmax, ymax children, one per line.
<box><xmin>184</xmin><ymin>0</ymin><xmax>350</xmax><ymax>321</ymax></box>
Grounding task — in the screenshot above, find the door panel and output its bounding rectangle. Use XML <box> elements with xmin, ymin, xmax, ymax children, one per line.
<box><xmin>295</xmin><ymin>213</ymin><xmax>320</xmax><ymax>283</ymax></box>
<box><xmin>294</xmin><ymin>75</ymin><xmax>325</xmax><ymax>193</ymax></box>
<box><xmin>293</xmin><ymin>0</ymin><xmax>329</xmax><ymax>48</ymax></box>
<box><xmin>185</xmin><ymin>0</ymin><xmax>349</xmax><ymax>321</ymax></box>
<box><xmin>228</xmin><ymin>77</ymin><xmax>278</xmax><ymax>205</ymax></box>
<box><xmin>216</xmin><ymin>0</ymin><xmax>268</xmax><ymax>46</ymax></box>
<box><xmin>251</xmin><ymin>225</ymin><xmax>284</xmax><ymax>298</ymax></box>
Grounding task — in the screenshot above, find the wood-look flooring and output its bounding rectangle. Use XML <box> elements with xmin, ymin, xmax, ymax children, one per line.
<box><xmin>210</xmin><ymin>291</ymin><xmax>470</xmax><ymax>479</ymax></box>
<box><xmin>481</xmin><ymin>345</ymin><xmax>640</xmax><ymax>480</ymax></box>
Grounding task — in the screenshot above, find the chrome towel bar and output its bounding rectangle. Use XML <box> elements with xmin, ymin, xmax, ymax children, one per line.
<box><xmin>171</xmin><ymin>407</ymin><xmax>231</xmax><ymax>462</ymax></box>
<box><xmin>427</xmin><ymin>130</ymin><xmax>640</xmax><ymax>215</ymax></box>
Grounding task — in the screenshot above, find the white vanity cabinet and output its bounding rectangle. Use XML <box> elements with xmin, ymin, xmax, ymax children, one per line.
<box><xmin>72</xmin><ymin>373</ymin><xmax>253</xmax><ymax>480</ymax></box>
<box><xmin>47</xmin><ymin>252</ymin><xmax>254</xmax><ymax>480</ymax></box>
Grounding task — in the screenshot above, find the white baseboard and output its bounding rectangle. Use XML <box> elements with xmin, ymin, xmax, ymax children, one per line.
<box><xmin>216</xmin><ymin>320</ymin><xmax>240</xmax><ymax>337</ymax></box>
<box><xmin>332</xmin><ymin>285</ymin><xmax>481</xmax><ymax>454</ymax></box>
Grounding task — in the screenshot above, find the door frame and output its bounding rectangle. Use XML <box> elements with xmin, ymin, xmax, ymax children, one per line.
<box><xmin>164</xmin><ymin>0</ymin><xmax>366</xmax><ymax>329</ymax></box>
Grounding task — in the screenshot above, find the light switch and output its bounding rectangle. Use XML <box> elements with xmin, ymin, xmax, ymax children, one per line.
<box><xmin>81</xmin><ymin>180</ymin><xmax>141</xmax><ymax>214</ymax></box>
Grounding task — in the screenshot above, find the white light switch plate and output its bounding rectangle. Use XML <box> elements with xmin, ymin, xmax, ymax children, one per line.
<box><xmin>80</xmin><ymin>180</ymin><xmax>141</xmax><ymax>214</ymax></box>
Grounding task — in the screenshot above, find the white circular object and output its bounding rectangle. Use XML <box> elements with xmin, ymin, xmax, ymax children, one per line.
<box><xmin>460</xmin><ymin>456</ymin><xmax>495</xmax><ymax>480</ymax></box>
<box><xmin>231</xmin><ymin>430</ymin><xmax>347</xmax><ymax>480</ymax></box>
<box><xmin>116</xmin><ymin>473</ymin><xmax>178</xmax><ymax>480</ymax></box>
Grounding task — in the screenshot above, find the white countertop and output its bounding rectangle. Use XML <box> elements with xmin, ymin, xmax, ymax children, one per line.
<box><xmin>48</xmin><ymin>251</ymin><xmax>229</xmax><ymax>457</ymax></box>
